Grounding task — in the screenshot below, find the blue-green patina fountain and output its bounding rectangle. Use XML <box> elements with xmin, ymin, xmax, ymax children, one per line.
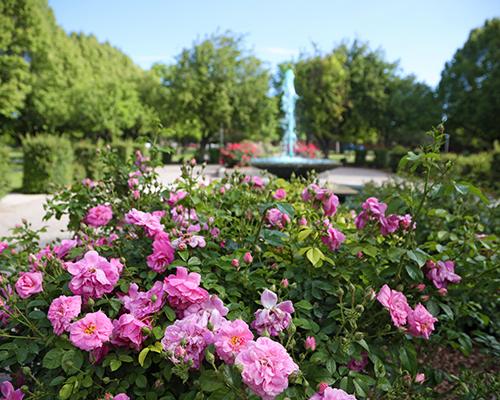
<box><xmin>251</xmin><ymin>69</ymin><xmax>338</xmax><ymax>179</ymax></box>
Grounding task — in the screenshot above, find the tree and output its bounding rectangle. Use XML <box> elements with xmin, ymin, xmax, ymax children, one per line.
<box><xmin>3</xmin><ymin>0</ymin><xmax>157</xmax><ymax>141</ymax></box>
<box><xmin>439</xmin><ymin>18</ymin><xmax>500</xmax><ymax>151</ymax></box>
<box><xmin>159</xmin><ymin>33</ymin><xmax>277</xmax><ymax>151</ymax></box>
<box><xmin>0</xmin><ymin>0</ymin><xmax>36</xmax><ymax>125</ymax></box>
<box><xmin>380</xmin><ymin>76</ymin><xmax>441</xmax><ymax>147</ymax></box>
<box><xmin>293</xmin><ymin>50</ymin><xmax>349</xmax><ymax>155</ymax></box>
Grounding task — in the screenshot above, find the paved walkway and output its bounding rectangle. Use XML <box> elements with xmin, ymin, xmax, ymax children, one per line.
<box><xmin>0</xmin><ymin>166</ymin><xmax>392</xmax><ymax>243</ymax></box>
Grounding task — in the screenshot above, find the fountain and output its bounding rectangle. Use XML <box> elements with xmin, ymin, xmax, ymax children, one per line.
<box><xmin>251</xmin><ymin>69</ymin><xmax>338</xmax><ymax>179</ymax></box>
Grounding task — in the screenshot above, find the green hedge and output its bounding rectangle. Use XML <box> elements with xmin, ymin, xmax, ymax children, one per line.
<box><xmin>0</xmin><ymin>146</ymin><xmax>11</xmax><ymax>198</ymax></box>
<box><xmin>441</xmin><ymin>151</ymin><xmax>498</xmax><ymax>193</ymax></box>
<box><xmin>73</xmin><ymin>141</ymin><xmax>103</xmax><ymax>180</ymax></box>
<box><xmin>22</xmin><ymin>135</ymin><xmax>74</xmax><ymax>193</ymax></box>
<box><xmin>388</xmin><ymin>146</ymin><xmax>409</xmax><ymax>172</ymax></box>
<box><xmin>354</xmin><ymin>149</ymin><xmax>367</xmax><ymax>166</ymax></box>
<box><xmin>373</xmin><ymin>148</ymin><xmax>389</xmax><ymax>169</ymax></box>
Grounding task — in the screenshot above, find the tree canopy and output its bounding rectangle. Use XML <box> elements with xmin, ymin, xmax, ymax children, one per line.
<box><xmin>0</xmin><ymin>0</ymin><xmax>497</xmax><ymax>153</ymax></box>
<box><xmin>439</xmin><ymin>18</ymin><xmax>500</xmax><ymax>151</ymax></box>
<box><xmin>290</xmin><ymin>41</ymin><xmax>440</xmax><ymax>154</ymax></box>
<box><xmin>156</xmin><ymin>33</ymin><xmax>277</xmax><ymax>148</ymax></box>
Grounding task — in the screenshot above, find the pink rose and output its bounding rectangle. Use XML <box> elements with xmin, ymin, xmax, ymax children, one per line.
<box><xmin>266</xmin><ymin>208</ymin><xmax>289</xmax><ymax>229</ymax></box>
<box><xmin>48</xmin><ymin>295</ymin><xmax>82</xmax><ymax>335</ymax></box>
<box><xmin>415</xmin><ymin>373</ymin><xmax>425</xmax><ymax>384</ymax></box>
<box><xmin>147</xmin><ymin>232</ymin><xmax>175</xmax><ymax>273</ymax></box>
<box><xmin>362</xmin><ymin>197</ymin><xmax>387</xmax><ymax>217</ymax></box>
<box><xmin>243</xmin><ymin>252</ymin><xmax>253</xmax><ymax>264</ymax></box>
<box><xmin>407</xmin><ymin>303</ymin><xmax>437</xmax><ymax>339</ymax></box>
<box><xmin>118</xmin><ymin>281</ymin><xmax>165</xmax><ymax>319</ymax></box>
<box><xmin>183</xmin><ymin>294</ymin><xmax>229</xmax><ymax>329</ymax></box>
<box><xmin>214</xmin><ymin>319</ymin><xmax>253</xmax><ymax>364</ymax></box>
<box><xmin>252</xmin><ymin>289</ymin><xmax>294</xmax><ymax>336</ymax></box>
<box><xmin>273</xmin><ymin>188</ymin><xmax>286</xmax><ymax>200</ymax></box>
<box><xmin>347</xmin><ymin>352</ymin><xmax>368</xmax><ymax>372</ymax></box>
<box><xmin>66</xmin><ymin>250</ymin><xmax>122</xmax><ymax>299</ymax></box>
<box><xmin>305</xmin><ymin>336</ymin><xmax>316</xmax><ymax>351</ymax></box>
<box><xmin>111</xmin><ymin>313</ymin><xmax>148</xmax><ymax>350</ymax></box>
<box><xmin>281</xmin><ymin>278</ymin><xmax>289</xmax><ymax>288</ymax></box>
<box><xmin>376</xmin><ymin>284</ymin><xmax>411</xmax><ymax>327</ymax></box>
<box><xmin>15</xmin><ymin>271</ymin><xmax>43</xmax><ymax>299</ymax></box>
<box><xmin>84</xmin><ymin>205</ymin><xmax>113</xmax><ymax>227</ymax></box>
<box><xmin>380</xmin><ymin>214</ymin><xmax>400</xmax><ymax>235</ymax></box>
<box><xmin>161</xmin><ymin>315</ymin><xmax>214</xmax><ymax>369</ymax></box>
<box><xmin>310</xmin><ymin>387</ymin><xmax>357</xmax><ymax>400</ymax></box>
<box><xmin>0</xmin><ymin>241</ymin><xmax>9</xmax><ymax>254</ymax></box>
<box><xmin>69</xmin><ymin>311</ymin><xmax>113</xmax><ymax>351</ymax></box>
<box><xmin>235</xmin><ymin>337</ymin><xmax>299</xmax><ymax>400</ymax></box>
<box><xmin>113</xmin><ymin>395</ymin><xmax>130</xmax><ymax>400</ymax></box>
<box><xmin>167</xmin><ymin>190</ymin><xmax>187</xmax><ymax>206</ymax></box>
<box><xmin>322</xmin><ymin>193</ymin><xmax>339</xmax><ymax>217</ymax></box>
<box><xmin>53</xmin><ymin>239</ymin><xmax>78</xmax><ymax>259</ymax></box>
<box><xmin>425</xmin><ymin>260</ymin><xmax>461</xmax><ymax>289</ymax></box>
<box><xmin>163</xmin><ymin>267</ymin><xmax>208</xmax><ymax>311</ymax></box>
<box><xmin>125</xmin><ymin>208</ymin><xmax>164</xmax><ymax>238</ymax></box>
<box><xmin>321</xmin><ymin>226</ymin><xmax>346</xmax><ymax>251</ymax></box>
<box><xmin>0</xmin><ymin>381</ymin><xmax>24</xmax><ymax>400</ymax></box>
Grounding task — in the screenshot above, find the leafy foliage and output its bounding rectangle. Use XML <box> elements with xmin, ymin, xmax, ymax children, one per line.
<box><xmin>439</xmin><ymin>18</ymin><xmax>500</xmax><ymax>151</ymax></box>
<box><xmin>22</xmin><ymin>134</ymin><xmax>74</xmax><ymax>193</ymax></box>
<box><xmin>0</xmin><ymin>128</ymin><xmax>497</xmax><ymax>399</ymax></box>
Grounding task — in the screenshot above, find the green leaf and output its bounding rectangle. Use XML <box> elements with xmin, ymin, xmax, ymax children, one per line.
<box><xmin>407</xmin><ymin>249</ymin><xmax>428</xmax><ymax>267</ymax></box>
<box><xmin>119</xmin><ymin>354</ymin><xmax>134</xmax><ymax>363</ymax></box>
<box><xmin>61</xmin><ymin>350</ymin><xmax>83</xmax><ymax>375</ymax></box>
<box><xmin>306</xmin><ymin>248</ymin><xmax>324</xmax><ymax>267</ymax></box>
<box><xmin>110</xmin><ymin>359</ymin><xmax>122</xmax><ymax>372</ymax></box>
<box><xmin>43</xmin><ymin>348</ymin><xmax>64</xmax><ymax>370</ymax></box>
<box><xmin>297</xmin><ymin>228</ymin><xmax>312</xmax><ymax>242</ymax></box>
<box><xmin>188</xmin><ymin>256</ymin><xmax>202</xmax><ymax>266</ymax></box>
<box><xmin>163</xmin><ymin>305</ymin><xmax>176</xmax><ymax>321</ymax></box>
<box><xmin>138</xmin><ymin>348</ymin><xmax>150</xmax><ymax>367</ymax></box>
<box><xmin>59</xmin><ymin>383</ymin><xmax>73</xmax><ymax>400</ymax></box>
<box><xmin>362</xmin><ymin>245</ymin><xmax>378</xmax><ymax>257</ymax></box>
<box><xmin>295</xmin><ymin>300</ymin><xmax>314</xmax><ymax>311</ymax></box>
<box><xmin>199</xmin><ymin>371</ymin><xmax>224</xmax><ymax>392</ymax></box>
<box><xmin>458</xmin><ymin>182</ymin><xmax>489</xmax><ymax>204</ymax></box>
<box><xmin>28</xmin><ymin>310</ymin><xmax>46</xmax><ymax>320</ymax></box>
<box><xmin>405</xmin><ymin>263</ymin><xmax>424</xmax><ymax>281</ymax></box>
<box><xmin>136</xmin><ymin>374</ymin><xmax>148</xmax><ymax>388</ymax></box>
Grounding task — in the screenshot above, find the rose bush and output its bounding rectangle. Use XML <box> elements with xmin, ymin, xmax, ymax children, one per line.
<box><xmin>220</xmin><ymin>141</ymin><xmax>261</xmax><ymax>167</ymax></box>
<box><xmin>0</xmin><ymin>130</ymin><xmax>498</xmax><ymax>399</ymax></box>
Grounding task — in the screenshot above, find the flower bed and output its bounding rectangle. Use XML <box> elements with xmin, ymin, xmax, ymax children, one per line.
<box><xmin>0</xmin><ymin>130</ymin><xmax>498</xmax><ymax>399</ymax></box>
<box><xmin>220</xmin><ymin>141</ymin><xmax>261</xmax><ymax>167</ymax></box>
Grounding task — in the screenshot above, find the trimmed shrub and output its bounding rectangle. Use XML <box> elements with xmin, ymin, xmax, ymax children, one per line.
<box><xmin>373</xmin><ymin>148</ymin><xmax>389</xmax><ymax>169</ymax></box>
<box><xmin>73</xmin><ymin>141</ymin><xmax>103</xmax><ymax>180</ymax></box>
<box><xmin>110</xmin><ymin>140</ymin><xmax>134</xmax><ymax>163</ymax></box>
<box><xmin>22</xmin><ymin>135</ymin><xmax>74</xmax><ymax>193</ymax></box>
<box><xmin>208</xmin><ymin>147</ymin><xmax>220</xmax><ymax>164</ymax></box>
<box><xmin>389</xmin><ymin>145</ymin><xmax>409</xmax><ymax>172</ymax></box>
<box><xmin>441</xmin><ymin>151</ymin><xmax>497</xmax><ymax>193</ymax></box>
<box><xmin>0</xmin><ymin>145</ymin><xmax>11</xmax><ymax>198</ymax></box>
<box><xmin>354</xmin><ymin>148</ymin><xmax>367</xmax><ymax>166</ymax></box>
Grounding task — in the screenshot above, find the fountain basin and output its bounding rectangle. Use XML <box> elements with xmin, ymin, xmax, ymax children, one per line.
<box><xmin>251</xmin><ymin>156</ymin><xmax>339</xmax><ymax>179</ymax></box>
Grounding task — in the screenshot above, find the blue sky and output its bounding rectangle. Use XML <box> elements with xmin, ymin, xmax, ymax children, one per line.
<box><xmin>48</xmin><ymin>0</ymin><xmax>499</xmax><ymax>87</ymax></box>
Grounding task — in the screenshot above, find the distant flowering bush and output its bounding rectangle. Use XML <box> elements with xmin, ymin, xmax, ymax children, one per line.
<box><xmin>295</xmin><ymin>141</ymin><xmax>321</xmax><ymax>158</ymax></box>
<box><xmin>220</xmin><ymin>141</ymin><xmax>261</xmax><ymax>167</ymax></box>
<box><xmin>0</xmin><ymin>130</ymin><xmax>497</xmax><ymax>399</ymax></box>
